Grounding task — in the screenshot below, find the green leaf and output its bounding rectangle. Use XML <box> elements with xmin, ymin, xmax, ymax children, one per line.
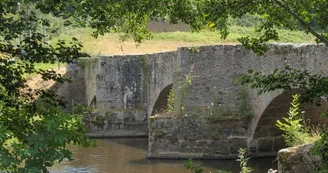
<box><xmin>63</xmin><ymin>20</ymin><xmax>72</xmax><ymax>26</ymax></box>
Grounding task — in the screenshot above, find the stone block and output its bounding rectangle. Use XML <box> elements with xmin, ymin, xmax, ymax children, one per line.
<box><xmin>273</xmin><ymin>136</ymin><xmax>287</xmax><ymax>151</ymax></box>
<box><xmin>267</xmin><ymin>127</ymin><xmax>283</xmax><ymax>137</ymax></box>
<box><xmin>248</xmin><ymin>139</ymin><xmax>257</xmax><ymax>153</ymax></box>
<box><xmin>278</xmin><ymin>144</ymin><xmax>321</xmax><ymax>173</ymax></box>
<box><xmin>235</xmin><ymin>127</ymin><xmax>247</xmax><ymax>135</ymax></box>
<box><xmin>257</xmin><ymin>118</ymin><xmax>274</xmax><ymax>126</ymax></box>
<box><xmin>213</xmin><ymin>140</ymin><xmax>229</xmax><ymax>154</ymax></box>
<box><xmin>229</xmin><ymin>137</ymin><xmax>247</xmax><ymax>154</ymax></box>
<box><xmin>253</xmin><ymin>126</ymin><xmax>268</xmax><ymax>138</ymax></box>
<box><xmin>257</xmin><ymin>138</ymin><xmax>273</xmax><ymax>152</ymax></box>
<box><xmin>149</xmin><ymin>141</ymin><xmax>169</xmax><ymax>153</ymax></box>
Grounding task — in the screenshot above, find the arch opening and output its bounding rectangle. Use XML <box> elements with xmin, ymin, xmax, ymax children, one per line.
<box><xmin>252</xmin><ymin>90</ymin><xmax>328</xmax><ymax>151</ymax></box>
<box><xmin>151</xmin><ymin>84</ymin><xmax>173</xmax><ymax>116</ymax></box>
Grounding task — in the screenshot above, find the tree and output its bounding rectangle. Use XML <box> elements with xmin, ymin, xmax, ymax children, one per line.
<box><xmin>6</xmin><ymin>1</ymin><xmax>327</xmax><ymax>49</ymax></box>
<box><xmin>2</xmin><ymin>0</ymin><xmax>328</xmax><ymax>172</ymax></box>
<box><xmin>0</xmin><ymin>1</ymin><xmax>92</xmax><ymax>172</ymax></box>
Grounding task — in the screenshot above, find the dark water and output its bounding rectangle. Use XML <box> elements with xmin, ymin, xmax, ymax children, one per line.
<box><xmin>50</xmin><ymin>138</ymin><xmax>277</xmax><ymax>173</ymax></box>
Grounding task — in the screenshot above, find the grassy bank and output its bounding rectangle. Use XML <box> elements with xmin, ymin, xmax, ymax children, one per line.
<box><xmin>34</xmin><ymin>26</ymin><xmax>315</xmax><ymax>71</ymax></box>
<box><xmin>34</xmin><ymin>62</ymin><xmax>65</xmax><ymax>71</ymax></box>
<box><xmin>25</xmin><ymin>62</ymin><xmax>66</xmax><ymax>79</ymax></box>
<box><xmin>52</xmin><ymin>26</ymin><xmax>315</xmax><ymax>56</ymax></box>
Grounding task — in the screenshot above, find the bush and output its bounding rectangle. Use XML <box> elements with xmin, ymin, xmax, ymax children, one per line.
<box><xmin>0</xmin><ymin>86</ymin><xmax>94</xmax><ymax>172</ymax></box>
<box><xmin>275</xmin><ymin>94</ymin><xmax>320</xmax><ymax>147</ymax></box>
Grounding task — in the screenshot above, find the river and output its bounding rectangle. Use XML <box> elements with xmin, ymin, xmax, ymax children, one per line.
<box><xmin>49</xmin><ymin>138</ymin><xmax>277</xmax><ymax>173</ymax></box>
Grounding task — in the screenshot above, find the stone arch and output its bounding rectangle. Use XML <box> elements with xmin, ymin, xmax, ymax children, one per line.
<box><xmin>150</xmin><ymin>84</ymin><xmax>173</xmax><ymax>116</ymax></box>
<box><xmin>250</xmin><ymin>90</ymin><xmax>328</xmax><ymax>152</ymax></box>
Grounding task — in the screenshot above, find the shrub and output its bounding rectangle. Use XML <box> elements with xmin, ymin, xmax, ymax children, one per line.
<box><xmin>275</xmin><ymin>94</ymin><xmax>320</xmax><ymax>147</ymax></box>
<box><xmin>237</xmin><ymin>148</ymin><xmax>253</xmax><ymax>173</ymax></box>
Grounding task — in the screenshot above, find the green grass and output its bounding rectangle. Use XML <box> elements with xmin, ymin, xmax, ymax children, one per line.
<box><xmin>57</xmin><ymin>26</ymin><xmax>316</xmax><ymax>43</ymax></box>
<box><xmin>152</xmin><ymin>26</ymin><xmax>315</xmax><ymax>43</ymax></box>
<box><xmin>23</xmin><ymin>25</ymin><xmax>316</xmax><ymax>78</ymax></box>
<box><xmin>24</xmin><ymin>62</ymin><xmax>66</xmax><ymax>79</ymax></box>
<box><xmin>34</xmin><ymin>62</ymin><xmax>66</xmax><ymax>71</ymax></box>
<box><xmin>49</xmin><ymin>26</ymin><xmax>316</xmax><ymax>56</ymax></box>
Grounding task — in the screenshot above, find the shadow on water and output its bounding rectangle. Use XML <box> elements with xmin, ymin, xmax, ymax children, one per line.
<box><xmin>49</xmin><ymin>138</ymin><xmax>277</xmax><ymax>173</ymax></box>
<box><xmin>108</xmin><ymin>138</ymin><xmax>278</xmax><ymax>172</ymax></box>
<box><xmin>104</xmin><ymin>137</ymin><xmax>149</xmax><ymax>150</ymax></box>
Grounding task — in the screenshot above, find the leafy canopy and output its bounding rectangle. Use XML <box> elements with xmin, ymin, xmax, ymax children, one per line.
<box><xmin>3</xmin><ymin>0</ymin><xmax>327</xmax><ymax>51</ymax></box>
<box><xmin>0</xmin><ymin>1</ymin><xmax>93</xmax><ymax>172</ymax></box>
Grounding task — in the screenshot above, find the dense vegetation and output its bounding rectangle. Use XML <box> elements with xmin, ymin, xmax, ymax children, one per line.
<box><xmin>0</xmin><ymin>1</ymin><xmax>92</xmax><ymax>172</ymax></box>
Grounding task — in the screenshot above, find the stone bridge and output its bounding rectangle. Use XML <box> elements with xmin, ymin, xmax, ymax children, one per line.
<box><xmin>56</xmin><ymin>44</ymin><xmax>328</xmax><ymax>158</ymax></box>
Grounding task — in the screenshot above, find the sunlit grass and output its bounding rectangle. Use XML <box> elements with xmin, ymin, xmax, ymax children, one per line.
<box><xmin>24</xmin><ymin>62</ymin><xmax>66</xmax><ymax>79</ymax></box>
<box><xmin>34</xmin><ymin>62</ymin><xmax>65</xmax><ymax>71</ymax></box>
<box><xmin>50</xmin><ymin>26</ymin><xmax>316</xmax><ymax>56</ymax></box>
<box><xmin>303</xmin><ymin>125</ymin><xmax>322</xmax><ymax>145</ymax></box>
<box><xmin>152</xmin><ymin>26</ymin><xmax>315</xmax><ymax>43</ymax></box>
<box><xmin>22</xmin><ymin>26</ymin><xmax>316</xmax><ymax>79</ymax></box>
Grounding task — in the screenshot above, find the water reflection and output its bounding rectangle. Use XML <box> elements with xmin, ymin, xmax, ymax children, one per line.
<box><xmin>50</xmin><ymin>138</ymin><xmax>276</xmax><ymax>173</ymax></box>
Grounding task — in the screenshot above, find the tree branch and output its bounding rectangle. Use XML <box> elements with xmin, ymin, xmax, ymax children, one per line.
<box><xmin>272</xmin><ymin>0</ymin><xmax>328</xmax><ymax>46</ymax></box>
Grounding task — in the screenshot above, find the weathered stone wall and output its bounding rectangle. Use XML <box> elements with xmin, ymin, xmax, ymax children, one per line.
<box><xmin>174</xmin><ymin>46</ymin><xmax>246</xmax><ymax>113</ymax></box>
<box><xmin>148</xmin><ymin>44</ymin><xmax>328</xmax><ymax>158</ymax></box>
<box><xmin>250</xmin><ymin>90</ymin><xmax>328</xmax><ymax>156</ymax></box>
<box><xmin>243</xmin><ymin>44</ymin><xmax>328</xmax><ymax>141</ymax></box>
<box><xmin>51</xmin><ymin>57</ymin><xmax>99</xmax><ymax>109</ymax></box>
<box><xmin>175</xmin><ymin>44</ymin><xmax>328</xmax><ymax>133</ymax></box>
<box><xmin>146</xmin><ymin>52</ymin><xmax>177</xmax><ymax>116</ymax></box>
<box><xmin>91</xmin><ymin>55</ymin><xmax>147</xmax><ymax>136</ymax></box>
<box><xmin>147</xmin><ymin>115</ymin><xmax>249</xmax><ymax>159</ymax></box>
<box><xmin>174</xmin><ymin>44</ymin><xmax>328</xmax><ymax>136</ymax></box>
<box><xmin>278</xmin><ymin>144</ymin><xmax>321</xmax><ymax>173</ymax></box>
<box><xmin>147</xmin><ymin>115</ymin><xmax>286</xmax><ymax>159</ymax></box>
<box><xmin>54</xmin><ymin>44</ymin><xmax>328</xmax><ymax>147</ymax></box>
<box><xmin>86</xmin><ymin>52</ymin><xmax>177</xmax><ymax>137</ymax></box>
